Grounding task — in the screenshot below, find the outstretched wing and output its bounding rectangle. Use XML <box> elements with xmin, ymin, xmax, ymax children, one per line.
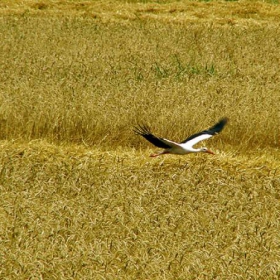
<box><xmin>134</xmin><ymin>125</ymin><xmax>180</xmax><ymax>149</ymax></box>
<box><xmin>180</xmin><ymin>117</ymin><xmax>228</xmax><ymax>148</ymax></box>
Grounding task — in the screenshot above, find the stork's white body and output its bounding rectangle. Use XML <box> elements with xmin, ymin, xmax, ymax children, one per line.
<box><xmin>134</xmin><ymin>118</ymin><xmax>228</xmax><ymax>157</ymax></box>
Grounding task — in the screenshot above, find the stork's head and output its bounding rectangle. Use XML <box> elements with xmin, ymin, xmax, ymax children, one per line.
<box><xmin>201</xmin><ymin>147</ymin><xmax>214</xmax><ymax>155</ymax></box>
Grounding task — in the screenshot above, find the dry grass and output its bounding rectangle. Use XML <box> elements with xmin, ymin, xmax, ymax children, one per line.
<box><xmin>0</xmin><ymin>1</ymin><xmax>280</xmax><ymax>149</ymax></box>
<box><xmin>0</xmin><ymin>0</ymin><xmax>280</xmax><ymax>279</ymax></box>
<box><xmin>1</xmin><ymin>141</ymin><xmax>280</xmax><ymax>279</ymax></box>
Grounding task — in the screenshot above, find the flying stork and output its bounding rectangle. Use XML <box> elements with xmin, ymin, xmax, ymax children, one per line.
<box><xmin>134</xmin><ymin>118</ymin><xmax>228</xmax><ymax>157</ymax></box>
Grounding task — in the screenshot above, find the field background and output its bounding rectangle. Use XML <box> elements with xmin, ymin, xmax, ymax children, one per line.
<box><xmin>0</xmin><ymin>0</ymin><xmax>280</xmax><ymax>279</ymax></box>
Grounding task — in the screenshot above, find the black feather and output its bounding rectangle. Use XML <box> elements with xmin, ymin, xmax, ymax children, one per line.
<box><xmin>134</xmin><ymin>125</ymin><xmax>171</xmax><ymax>149</ymax></box>
<box><xmin>180</xmin><ymin>117</ymin><xmax>228</xmax><ymax>144</ymax></box>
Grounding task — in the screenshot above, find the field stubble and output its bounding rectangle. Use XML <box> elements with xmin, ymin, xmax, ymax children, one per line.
<box><xmin>0</xmin><ymin>0</ymin><xmax>280</xmax><ymax>279</ymax></box>
<box><xmin>0</xmin><ymin>141</ymin><xmax>280</xmax><ymax>279</ymax></box>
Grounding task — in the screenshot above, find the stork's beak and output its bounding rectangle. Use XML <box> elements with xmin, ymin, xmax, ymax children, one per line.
<box><xmin>207</xmin><ymin>150</ymin><xmax>215</xmax><ymax>155</ymax></box>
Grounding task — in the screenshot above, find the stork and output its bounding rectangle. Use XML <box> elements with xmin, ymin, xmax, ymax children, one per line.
<box><xmin>134</xmin><ymin>118</ymin><xmax>228</xmax><ymax>157</ymax></box>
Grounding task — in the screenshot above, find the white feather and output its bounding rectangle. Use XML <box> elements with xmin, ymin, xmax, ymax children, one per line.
<box><xmin>180</xmin><ymin>134</ymin><xmax>213</xmax><ymax>150</ymax></box>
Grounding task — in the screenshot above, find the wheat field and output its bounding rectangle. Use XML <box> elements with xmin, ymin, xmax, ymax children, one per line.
<box><xmin>0</xmin><ymin>0</ymin><xmax>280</xmax><ymax>279</ymax></box>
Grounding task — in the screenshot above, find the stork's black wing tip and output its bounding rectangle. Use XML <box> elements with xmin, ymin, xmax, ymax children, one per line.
<box><xmin>209</xmin><ymin>117</ymin><xmax>229</xmax><ymax>135</ymax></box>
<box><xmin>133</xmin><ymin>124</ymin><xmax>171</xmax><ymax>149</ymax></box>
<box><xmin>218</xmin><ymin>117</ymin><xmax>229</xmax><ymax>127</ymax></box>
<box><xmin>220</xmin><ymin>117</ymin><xmax>229</xmax><ymax>123</ymax></box>
<box><xmin>133</xmin><ymin>124</ymin><xmax>151</xmax><ymax>136</ymax></box>
<box><xmin>206</xmin><ymin>117</ymin><xmax>229</xmax><ymax>135</ymax></box>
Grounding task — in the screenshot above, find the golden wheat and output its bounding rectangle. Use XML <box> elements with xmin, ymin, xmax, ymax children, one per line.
<box><xmin>0</xmin><ymin>1</ymin><xmax>280</xmax><ymax>279</ymax></box>
<box><xmin>0</xmin><ymin>1</ymin><xmax>279</xmax><ymax>149</ymax></box>
<box><xmin>0</xmin><ymin>140</ymin><xmax>279</xmax><ymax>279</ymax></box>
